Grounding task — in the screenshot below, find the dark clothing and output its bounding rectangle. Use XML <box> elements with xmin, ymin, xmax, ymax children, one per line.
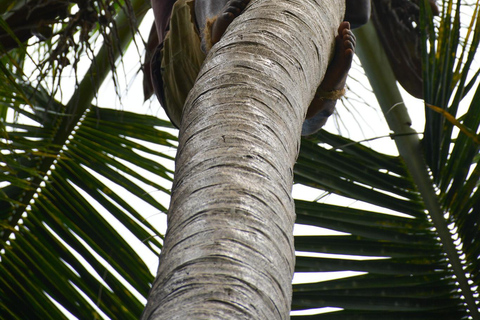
<box><xmin>151</xmin><ymin>0</ymin><xmax>206</xmax><ymax>128</ymax></box>
<box><xmin>152</xmin><ymin>0</ymin><xmax>229</xmax><ymax>44</ymax></box>
<box><xmin>151</xmin><ymin>0</ymin><xmax>176</xmax><ymax>43</ymax></box>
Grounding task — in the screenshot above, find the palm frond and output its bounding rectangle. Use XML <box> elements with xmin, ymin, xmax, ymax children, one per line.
<box><xmin>291</xmin><ymin>0</ymin><xmax>480</xmax><ymax>317</ymax></box>
<box><xmin>292</xmin><ymin>132</ymin><xmax>464</xmax><ymax>318</ymax></box>
<box><xmin>0</xmin><ymin>0</ymin><xmax>178</xmax><ymax>318</ymax></box>
<box><xmin>1</xmin><ymin>97</ymin><xmax>175</xmax><ymax>318</ymax></box>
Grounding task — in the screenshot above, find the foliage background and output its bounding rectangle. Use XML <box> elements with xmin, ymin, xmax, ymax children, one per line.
<box><xmin>1</xmin><ymin>0</ymin><xmax>479</xmax><ymax>319</ymax></box>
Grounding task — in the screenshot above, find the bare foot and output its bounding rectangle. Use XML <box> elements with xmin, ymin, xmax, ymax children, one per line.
<box><xmin>321</xmin><ymin>21</ymin><xmax>355</xmax><ymax>91</ymax></box>
<box><xmin>306</xmin><ymin>21</ymin><xmax>355</xmax><ymax>119</ymax></box>
<box><xmin>211</xmin><ymin>0</ymin><xmax>250</xmax><ymax>45</ymax></box>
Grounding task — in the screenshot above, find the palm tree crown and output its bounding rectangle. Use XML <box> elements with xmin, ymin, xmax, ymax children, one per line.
<box><xmin>1</xmin><ymin>0</ymin><xmax>479</xmax><ymax>319</ymax></box>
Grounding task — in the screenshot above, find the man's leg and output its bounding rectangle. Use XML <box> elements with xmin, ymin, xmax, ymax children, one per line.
<box><xmin>195</xmin><ymin>0</ymin><xmax>250</xmax><ymax>51</ymax></box>
<box><xmin>302</xmin><ymin>21</ymin><xmax>356</xmax><ymax>135</ymax></box>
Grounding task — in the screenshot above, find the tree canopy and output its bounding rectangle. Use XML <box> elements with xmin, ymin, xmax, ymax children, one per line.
<box><xmin>1</xmin><ymin>0</ymin><xmax>479</xmax><ymax>319</ymax></box>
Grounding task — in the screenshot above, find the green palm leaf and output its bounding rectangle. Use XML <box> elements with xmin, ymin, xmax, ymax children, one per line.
<box><xmin>0</xmin><ymin>0</ymin><xmax>174</xmax><ymax>318</ymax></box>
<box><xmin>291</xmin><ymin>0</ymin><xmax>480</xmax><ymax>317</ymax></box>
<box><xmin>1</xmin><ymin>100</ymin><xmax>174</xmax><ymax>318</ymax></box>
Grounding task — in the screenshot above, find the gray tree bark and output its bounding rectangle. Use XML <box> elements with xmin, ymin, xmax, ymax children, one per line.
<box><xmin>142</xmin><ymin>0</ymin><xmax>343</xmax><ymax>318</ymax></box>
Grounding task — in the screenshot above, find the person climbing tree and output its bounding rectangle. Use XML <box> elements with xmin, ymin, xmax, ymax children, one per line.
<box><xmin>146</xmin><ymin>0</ymin><xmax>370</xmax><ymax>135</ymax></box>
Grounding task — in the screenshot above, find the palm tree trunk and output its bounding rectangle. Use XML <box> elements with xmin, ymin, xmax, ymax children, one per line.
<box><xmin>142</xmin><ymin>0</ymin><xmax>344</xmax><ymax>318</ymax></box>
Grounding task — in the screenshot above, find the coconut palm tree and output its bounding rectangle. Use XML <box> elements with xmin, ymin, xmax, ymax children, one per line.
<box><xmin>1</xmin><ymin>0</ymin><xmax>479</xmax><ymax>319</ymax></box>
